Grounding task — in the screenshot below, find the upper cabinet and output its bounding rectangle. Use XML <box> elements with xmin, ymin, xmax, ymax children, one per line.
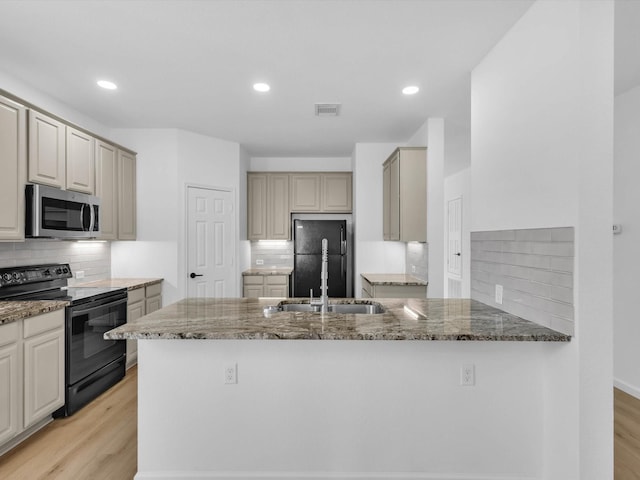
<box><xmin>117</xmin><ymin>150</ymin><xmax>137</xmax><ymax>241</ymax></box>
<box><xmin>248</xmin><ymin>172</ymin><xmax>353</xmax><ymax>241</ymax></box>
<box><xmin>0</xmin><ymin>95</ymin><xmax>27</xmax><ymax>242</ymax></box>
<box><xmin>247</xmin><ymin>173</ymin><xmax>290</xmax><ymax>240</ymax></box>
<box><xmin>65</xmin><ymin>127</ymin><xmax>95</xmax><ymax>194</ymax></box>
<box><xmin>95</xmin><ymin>140</ymin><xmax>118</xmax><ymax>240</ymax></box>
<box><xmin>28</xmin><ymin>110</ymin><xmax>65</xmax><ymax>189</ymax></box>
<box><xmin>383</xmin><ymin>147</ymin><xmax>426</xmax><ymax>242</ymax></box>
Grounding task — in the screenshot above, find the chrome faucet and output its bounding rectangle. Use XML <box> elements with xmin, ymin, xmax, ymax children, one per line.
<box><xmin>310</xmin><ymin>238</ymin><xmax>329</xmax><ymax>313</ymax></box>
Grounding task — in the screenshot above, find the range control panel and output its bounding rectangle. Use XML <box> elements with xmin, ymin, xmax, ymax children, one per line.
<box><xmin>0</xmin><ymin>264</ymin><xmax>72</xmax><ymax>288</ymax></box>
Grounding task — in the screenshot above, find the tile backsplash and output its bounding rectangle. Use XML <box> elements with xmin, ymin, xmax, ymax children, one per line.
<box><xmin>250</xmin><ymin>240</ymin><xmax>294</xmax><ymax>269</ymax></box>
<box><xmin>0</xmin><ymin>239</ymin><xmax>111</xmax><ymax>286</ymax></box>
<box><xmin>406</xmin><ymin>242</ymin><xmax>428</xmax><ymax>281</ymax></box>
<box><xmin>470</xmin><ymin>227</ymin><xmax>574</xmax><ymax>335</ymax></box>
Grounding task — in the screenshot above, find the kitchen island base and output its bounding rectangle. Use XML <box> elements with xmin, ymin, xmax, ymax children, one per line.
<box><xmin>135</xmin><ymin>339</ymin><xmax>566</xmax><ymax>480</ymax></box>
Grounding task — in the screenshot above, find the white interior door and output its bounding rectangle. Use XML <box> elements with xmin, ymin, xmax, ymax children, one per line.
<box><xmin>187</xmin><ymin>186</ymin><xmax>236</xmax><ymax>298</ymax></box>
<box><xmin>447</xmin><ymin>196</ymin><xmax>462</xmax><ymax>278</ymax></box>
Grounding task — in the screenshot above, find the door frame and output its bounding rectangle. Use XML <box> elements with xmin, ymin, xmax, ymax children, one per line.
<box><xmin>183</xmin><ymin>183</ymin><xmax>238</xmax><ymax>299</ymax></box>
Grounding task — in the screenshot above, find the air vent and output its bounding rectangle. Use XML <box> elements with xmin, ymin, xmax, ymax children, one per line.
<box><xmin>314</xmin><ymin>103</ymin><xmax>341</xmax><ymax>116</ymax></box>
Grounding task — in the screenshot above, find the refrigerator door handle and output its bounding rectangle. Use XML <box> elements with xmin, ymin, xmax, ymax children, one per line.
<box><xmin>340</xmin><ymin>226</ymin><xmax>346</xmax><ymax>255</ymax></box>
<box><xmin>341</xmin><ymin>255</ymin><xmax>346</xmax><ymax>281</ymax></box>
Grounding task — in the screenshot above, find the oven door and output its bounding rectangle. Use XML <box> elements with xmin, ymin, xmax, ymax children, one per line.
<box><xmin>67</xmin><ymin>294</ymin><xmax>127</xmax><ymax>385</ymax></box>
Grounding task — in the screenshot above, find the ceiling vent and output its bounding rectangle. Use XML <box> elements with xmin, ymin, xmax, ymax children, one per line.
<box><xmin>314</xmin><ymin>103</ymin><xmax>341</xmax><ymax>117</ymax></box>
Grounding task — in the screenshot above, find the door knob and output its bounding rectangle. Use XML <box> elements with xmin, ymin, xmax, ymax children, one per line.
<box><xmin>455</xmin><ymin>253</ymin><xmax>461</xmax><ymax>256</ymax></box>
<box><xmin>190</xmin><ymin>272</ymin><xmax>203</xmax><ymax>279</ymax></box>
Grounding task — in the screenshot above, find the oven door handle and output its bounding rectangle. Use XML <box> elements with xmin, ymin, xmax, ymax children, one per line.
<box><xmin>70</xmin><ymin>297</ymin><xmax>128</xmax><ymax>317</ymax></box>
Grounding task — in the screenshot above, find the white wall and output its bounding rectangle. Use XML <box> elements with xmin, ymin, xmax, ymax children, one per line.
<box><xmin>250</xmin><ymin>157</ymin><xmax>351</xmax><ymax>171</ymax></box>
<box><xmin>110</xmin><ymin>128</ymin><xmax>242</xmax><ymax>304</ymax></box>
<box><xmin>444</xmin><ymin>167</ymin><xmax>471</xmax><ymax>298</ymax></box>
<box><xmin>352</xmin><ymin>143</ymin><xmax>405</xmax><ymax>296</ymax></box>
<box><xmin>614</xmin><ymin>84</ymin><xmax>640</xmax><ymax>398</ymax></box>
<box><xmin>471</xmin><ymin>1</ymin><xmax>614</xmax><ymax>479</ymax></box>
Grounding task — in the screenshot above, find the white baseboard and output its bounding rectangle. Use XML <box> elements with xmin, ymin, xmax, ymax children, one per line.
<box><xmin>614</xmin><ymin>377</ymin><xmax>640</xmax><ymax>399</ymax></box>
<box><xmin>134</xmin><ymin>471</ymin><xmax>537</xmax><ymax>480</ymax></box>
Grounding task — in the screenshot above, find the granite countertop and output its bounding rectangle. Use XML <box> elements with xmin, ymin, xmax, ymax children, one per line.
<box><xmin>361</xmin><ymin>273</ymin><xmax>428</xmax><ymax>286</ymax></box>
<box><xmin>104</xmin><ymin>297</ymin><xmax>570</xmax><ymax>342</ymax></box>
<box><xmin>0</xmin><ymin>300</ymin><xmax>68</xmax><ymax>326</ymax></box>
<box><xmin>243</xmin><ymin>268</ymin><xmax>293</xmax><ymax>276</ymax></box>
<box><xmin>75</xmin><ymin>278</ymin><xmax>163</xmax><ymax>290</ymax></box>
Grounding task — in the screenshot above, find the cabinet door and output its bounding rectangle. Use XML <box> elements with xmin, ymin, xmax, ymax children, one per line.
<box><xmin>382</xmin><ymin>161</ymin><xmax>390</xmax><ymax>240</ymax></box>
<box><xmin>0</xmin><ymin>96</ymin><xmax>26</xmax><ymax>241</ymax></box>
<box><xmin>146</xmin><ymin>295</ymin><xmax>162</xmax><ymax>314</ymax></box>
<box><xmin>0</xmin><ymin>338</ymin><xmax>19</xmax><ymax>445</ymax></box>
<box><xmin>264</xmin><ymin>285</ymin><xmax>288</xmax><ymax>297</ymax></box>
<box><xmin>118</xmin><ymin>150</ymin><xmax>137</xmax><ymax>240</ymax></box>
<box><xmin>321</xmin><ymin>173</ymin><xmax>352</xmax><ymax>212</ymax></box>
<box><xmin>66</xmin><ymin>127</ymin><xmax>95</xmax><ymax>194</ymax></box>
<box><xmin>243</xmin><ymin>285</ymin><xmax>264</xmax><ymax>298</ymax></box>
<box><xmin>23</xmin><ymin>328</ymin><xmax>64</xmax><ymax>428</ymax></box>
<box><xmin>398</xmin><ymin>148</ymin><xmax>427</xmax><ymax>242</ymax></box>
<box><xmin>290</xmin><ymin>174</ymin><xmax>321</xmax><ymax>211</ymax></box>
<box><xmin>387</xmin><ymin>153</ymin><xmax>400</xmax><ymax>241</ymax></box>
<box><xmin>28</xmin><ymin>110</ymin><xmax>65</xmax><ymax>188</ymax></box>
<box><xmin>268</xmin><ymin>174</ymin><xmax>290</xmax><ymax>239</ymax></box>
<box><xmin>95</xmin><ymin>140</ymin><xmax>118</xmax><ymax>240</ymax></box>
<box><xmin>247</xmin><ymin>173</ymin><xmax>267</xmax><ymax>240</ymax></box>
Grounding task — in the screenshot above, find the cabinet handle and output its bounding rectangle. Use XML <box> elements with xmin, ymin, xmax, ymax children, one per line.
<box><xmin>189</xmin><ymin>272</ymin><xmax>203</xmax><ymax>279</ymax></box>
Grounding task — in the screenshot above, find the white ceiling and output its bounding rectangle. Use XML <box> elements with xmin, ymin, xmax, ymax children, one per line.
<box><xmin>0</xmin><ymin>0</ymin><xmax>638</xmax><ymax>164</ymax></box>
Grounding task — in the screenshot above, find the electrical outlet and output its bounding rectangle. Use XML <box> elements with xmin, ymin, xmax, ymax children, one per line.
<box><xmin>224</xmin><ymin>363</ymin><xmax>237</xmax><ymax>384</ymax></box>
<box><xmin>256</xmin><ymin>259</ymin><xmax>264</xmax><ymax>265</ymax></box>
<box><xmin>75</xmin><ymin>270</ymin><xmax>85</xmax><ymax>279</ymax></box>
<box><xmin>495</xmin><ymin>284</ymin><xmax>503</xmax><ymax>305</ymax></box>
<box><xmin>460</xmin><ymin>364</ymin><xmax>475</xmax><ymax>386</ymax></box>
<box><xmin>411</xmin><ymin>265</ymin><xmax>416</xmax><ymax>273</ymax></box>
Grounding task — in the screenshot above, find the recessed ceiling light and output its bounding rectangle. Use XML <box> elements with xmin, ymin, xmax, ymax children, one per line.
<box><xmin>97</xmin><ymin>80</ymin><xmax>117</xmax><ymax>90</ymax></box>
<box><xmin>402</xmin><ymin>85</ymin><xmax>420</xmax><ymax>95</ymax></box>
<box><xmin>253</xmin><ymin>83</ymin><xmax>270</xmax><ymax>93</ymax></box>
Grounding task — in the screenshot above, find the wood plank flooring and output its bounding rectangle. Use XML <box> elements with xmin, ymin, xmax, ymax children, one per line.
<box><xmin>0</xmin><ymin>366</ymin><xmax>137</xmax><ymax>480</ymax></box>
<box><xmin>1</xmin><ymin>374</ymin><xmax>639</xmax><ymax>479</ymax></box>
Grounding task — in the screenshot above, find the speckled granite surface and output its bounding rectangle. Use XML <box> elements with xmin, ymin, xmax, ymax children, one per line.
<box><xmin>0</xmin><ymin>300</ymin><xmax>68</xmax><ymax>325</ymax></box>
<box><xmin>242</xmin><ymin>268</ymin><xmax>293</xmax><ymax>276</ymax></box>
<box><xmin>104</xmin><ymin>297</ymin><xmax>570</xmax><ymax>342</ymax></box>
<box><xmin>361</xmin><ymin>273</ymin><xmax>428</xmax><ymax>286</ymax></box>
<box><xmin>76</xmin><ymin>278</ymin><xmax>163</xmax><ymax>290</ymax></box>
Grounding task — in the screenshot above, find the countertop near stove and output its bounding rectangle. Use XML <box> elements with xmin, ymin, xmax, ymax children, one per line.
<box><xmin>0</xmin><ymin>300</ymin><xmax>68</xmax><ymax>325</ymax></box>
<box><xmin>75</xmin><ymin>278</ymin><xmax>163</xmax><ymax>290</ymax></box>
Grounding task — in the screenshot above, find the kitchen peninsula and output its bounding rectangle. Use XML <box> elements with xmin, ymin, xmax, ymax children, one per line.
<box><xmin>106</xmin><ymin>297</ymin><xmax>570</xmax><ymax>479</ymax></box>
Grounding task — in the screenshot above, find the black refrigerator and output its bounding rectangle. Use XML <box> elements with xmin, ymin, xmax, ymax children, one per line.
<box><xmin>292</xmin><ymin>219</ymin><xmax>349</xmax><ymax>298</ymax></box>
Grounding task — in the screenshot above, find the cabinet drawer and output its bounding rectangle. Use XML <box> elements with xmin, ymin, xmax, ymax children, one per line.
<box><xmin>128</xmin><ymin>287</ymin><xmax>145</xmax><ymax>303</ymax></box>
<box><xmin>243</xmin><ymin>275</ymin><xmax>264</xmax><ymax>285</ymax></box>
<box><xmin>146</xmin><ymin>282</ymin><xmax>162</xmax><ymax>297</ymax></box>
<box><xmin>265</xmin><ymin>275</ymin><xmax>288</xmax><ymax>285</ymax></box>
<box><xmin>0</xmin><ymin>321</ymin><xmax>19</xmax><ymax>347</ymax></box>
<box><xmin>23</xmin><ymin>309</ymin><xmax>64</xmax><ymax>339</ymax></box>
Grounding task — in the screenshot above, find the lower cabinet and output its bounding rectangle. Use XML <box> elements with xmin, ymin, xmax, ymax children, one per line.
<box><xmin>0</xmin><ymin>309</ymin><xmax>65</xmax><ymax>452</ymax></box>
<box><xmin>126</xmin><ymin>282</ymin><xmax>162</xmax><ymax>368</ymax></box>
<box><xmin>243</xmin><ymin>274</ymin><xmax>289</xmax><ymax>298</ymax></box>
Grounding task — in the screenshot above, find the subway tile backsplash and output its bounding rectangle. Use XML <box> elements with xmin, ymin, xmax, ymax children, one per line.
<box><xmin>470</xmin><ymin>227</ymin><xmax>574</xmax><ymax>335</ymax></box>
<box><xmin>406</xmin><ymin>242</ymin><xmax>428</xmax><ymax>282</ymax></box>
<box><xmin>0</xmin><ymin>239</ymin><xmax>111</xmax><ymax>286</ymax></box>
<box><xmin>250</xmin><ymin>241</ymin><xmax>294</xmax><ymax>269</ymax></box>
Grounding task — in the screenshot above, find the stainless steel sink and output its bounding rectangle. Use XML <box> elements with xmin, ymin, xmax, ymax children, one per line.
<box><xmin>266</xmin><ymin>301</ymin><xmax>385</xmax><ymax>315</ymax></box>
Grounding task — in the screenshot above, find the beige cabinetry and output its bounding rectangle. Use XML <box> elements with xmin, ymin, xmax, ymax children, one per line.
<box><xmin>247</xmin><ymin>173</ymin><xmax>290</xmax><ymax>240</ymax></box>
<box><xmin>95</xmin><ymin>142</ymin><xmax>137</xmax><ymax>240</ymax></box>
<box><xmin>0</xmin><ymin>309</ymin><xmax>65</xmax><ymax>452</ymax></box>
<box><xmin>289</xmin><ymin>174</ymin><xmax>321</xmax><ymax>212</ymax></box>
<box><xmin>117</xmin><ymin>150</ymin><xmax>137</xmax><ymax>240</ymax></box>
<box><xmin>383</xmin><ymin>147</ymin><xmax>426</xmax><ymax>242</ymax></box>
<box><xmin>65</xmin><ymin>126</ymin><xmax>95</xmax><ymax>194</ymax></box>
<box><xmin>0</xmin><ymin>95</ymin><xmax>27</xmax><ymax>241</ymax></box>
<box><xmin>23</xmin><ymin>310</ymin><xmax>65</xmax><ymax>429</ymax></box>
<box><xmin>321</xmin><ymin>173</ymin><xmax>352</xmax><ymax>212</ymax></box>
<box><xmin>243</xmin><ymin>274</ymin><xmax>289</xmax><ymax>298</ymax></box>
<box><xmin>126</xmin><ymin>282</ymin><xmax>162</xmax><ymax>368</ymax></box>
<box><xmin>248</xmin><ymin>171</ymin><xmax>352</xmax><ymax>240</ymax></box>
<box><xmin>0</xmin><ymin>322</ymin><xmax>19</xmax><ymax>446</ymax></box>
<box><xmin>361</xmin><ymin>276</ymin><xmax>427</xmax><ymax>299</ymax></box>
<box><xmin>28</xmin><ymin>110</ymin><xmax>66</xmax><ymax>189</ymax></box>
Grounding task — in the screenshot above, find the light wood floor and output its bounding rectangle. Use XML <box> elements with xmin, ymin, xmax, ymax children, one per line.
<box><xmin>0</xmin><ymin>366</ymin><xmax>137</xmax><ymax>480</ymax></box>
<box><xmin>1</xmin><ymin>374</ymin><xmax>639</xmax><ymax>479</ymax></box>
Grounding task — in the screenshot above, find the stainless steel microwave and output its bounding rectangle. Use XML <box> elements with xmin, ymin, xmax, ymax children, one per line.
<box><xmin>26</xmin><ymin>184</ymin><xmax>100</xmax><ymax>239</ymax></box>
